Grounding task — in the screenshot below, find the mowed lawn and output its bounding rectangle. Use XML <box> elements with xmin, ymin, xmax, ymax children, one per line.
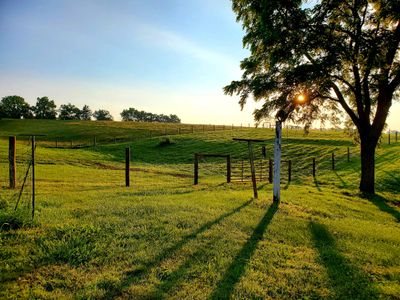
<box><xmin>0</xmin><ymin>123</ymin><xmax>399</xmax><ymax>299</ymax></box>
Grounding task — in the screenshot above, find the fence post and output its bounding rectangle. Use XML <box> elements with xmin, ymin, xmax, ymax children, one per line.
<box><xmin>268</xmin><ymin>158</ymin><xmax>273</xmax><ymax>183</ymax></box>
<box><xmin>94</xmin><ymin>136</ymin><xmax>97</xmax><ymax>148</ymax></box>
<box><xmin>194</xmin><ymin>154</ymin><xmax>199</xmax><ymax>185</ymax></box>
<box><xmin>241</xmin><ymin>159</ymin><xmax>244</xmax><ymax>182</ymax></box>
<box><xmin>125</xmin><ymin>147</ymin><xmax>130</xmax><ymax>187</ymax></box>
<box><xmin>396</xmin><ymin>131</ymin><xmax>398</xmax><ymax>142</ymax></box>
<box><xmin>388</xmin><ymin>130</ymin><xmax>391</xmax><ymax>145</ymax></box>
<box><xmin>312</xmin><ymin>158</ymin><xmax>316</xmax><ymax>177</ymax></box>
<box><xmin>227</xmin><ymin>155</ymin><xmax>231</xmax><ymax>183</ymax></box>
<box><xmin>262</xmin><ymin>146</ymin><xmax>266</xmax><ymax>158</ymax></box>
<box><xmin>332</xmin><ymin>152</ymin><xmax>335</xmax><ymax>170</ymax></box>
<box><xmin>347</xmin><ymin>147</ymin><xmax>350</xmax><ymax>162</ymax></box>
<box><xmin>9</xmin><ymin>136</ymin><xmax>16</xmax><ymax>189</ymax></box>
<box><xmin>213</xmin><ymin>125</ymin><xmax>216</xmax><ymax>131</ymax></box>
<box><xmin>288</xmin><ymin>160</ymin><xmax>292</xmax><ymax>182</ymax></box>
<box><xmin>31</xmin><ymin>136</ymin><xmax>35</xmax><ymax>219</ymax></box>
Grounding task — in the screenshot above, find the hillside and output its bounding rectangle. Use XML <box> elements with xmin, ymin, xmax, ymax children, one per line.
<box><xmin>0</xmin><ymin>119</ymin><xmax>399</xmax><ymax>299</ymax></box>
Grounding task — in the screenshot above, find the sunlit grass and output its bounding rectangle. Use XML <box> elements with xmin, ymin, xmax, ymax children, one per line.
<box><xmin>0</xmin><ymin>120</ymin><xmax>399</xmax><ymax>299</ymax></box>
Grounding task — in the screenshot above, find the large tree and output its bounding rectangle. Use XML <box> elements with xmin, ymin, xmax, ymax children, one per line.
<box><xmin>33</xmin><ymin>96</ymin><xmax>57</xmax><ymax>119</ymax></box>
<box><xmin>79</xmin><ymin>105</ymin><xmax>92</xmax><ymax>120</ymax></box>
<box><xmin>93</xmin><ymin>109</ymin><xmax>113</xmax><ymax>121</ymax></box>
<box><xmin>0</xmin><ymin>95</ymin><xmax>32</xmax><ymax>119</ymax></box>
<box><xmin>225</xmin><ymin>0</ymin><xmax>400</xmax><ymax>194</ymax></box>
<box><xmin>59</xmin><ymin>103</ymin><xmax>81</xmax><ymax>120</ymax></box>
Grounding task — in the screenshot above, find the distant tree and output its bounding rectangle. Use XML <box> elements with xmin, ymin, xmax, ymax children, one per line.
<box><xmin>120</xmin><ymin>107</ymin><xmax>181</xmax><ymax>123</ymax></box>
<box><xmin>93</xmin><ymin>109</ymin><xmax>113</xmax><ymax>121</ymax></box>
<box><xmin>225</xmin><ymin>0</ymin><xmax>400</xmax><ymax>194</ymax></box>
<box><xmin>168</xmin><ymin>114</ymin><xmax>181</xmax><ymax>123</ymax></box>
<box><xmin>79</xmin><ymin>105</ymin><xmax>92</xmax><ymax>120</ymax></box>
<box><xmin>0</xmin><ymin>95</ymin><xmax>32</xmax><ymax>119</ymax></box>
<box><xmin>59</xmin><ymin>103</ymin><xmax>81</xmax><ymax>120</ymax></box>
<box><xmin>33</xmin><ymin>96</ymin><xmax>57</xmax><ymax>119</ymax></box>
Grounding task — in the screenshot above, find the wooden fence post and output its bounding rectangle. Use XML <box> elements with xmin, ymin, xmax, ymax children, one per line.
<box><xmin>248</xmin><ymin>142</ymin><xmax>258</xmax><ymax>199</ymax></box>
<box><xmin>9</xmin><ymin>136</ymin><xmax>16</xmax><ymax>189</ymax></box>
<box><xmin>213</xmin><ymin>125</ymin><xmax>216</xmax><ymax>131</ymax></box>
<box><xmin>332</xmin><ymin>152</ymin><xmax>335</xmax><ymax>170</ymax></box>
<box><xmin>241</xmin><ymin>159</ymin><xmax>244</xmax><ymax>182</ymax></box>
<box><xmin>388</xmin><ymin>130</ymin><xmax>391</xmax><ymax>145</ymax></box>
<box><xmin>227</xmin><ymin>155</ymin><xmax>231</xmax><ymax>183</ymax></box>
<box><xmin>268</xmin><ymin>158</ymin><xmax>273</xmax><ymax>183</ymax></box>
<box><xmin>273</xmin><ymin>121</ymin><xmax>282</xmax><ymax>202</ymax></box>
<box><xmin>347</xmin><ymin>147</ymin><xmax>350</xmax><ymax>162</ymax></box>
<box><xmin>262</xmin><ymin>146</ymin><xmax>266</xmax><ymax>158</ymax></box>
<box><xmin>31</xmin><ymin>136</ymin><xmax>35</xmax><ymax>219</ymax></box>
<box><xmin>194</xmin><ymin>154</ymin><xmax>199</xmax><ymax>185</ymax></box>
<box><xmin>288</xmin><ymin>160</ymin><xmax>292</xmax><ymax>182</ymax></box>
<box><xmin>396</xmin><ymin>131</ymin><xmax>398</xmax><ymax>142</ymax></box>
<box><xmin>125</xmin><ymin>147</ymin><xmax>130</xmax><ymax>187</ymax></box>
<box><xmin>312</xmin><ymin>158</ymin><xmax>316</xmax><ymax>177</ymax></box>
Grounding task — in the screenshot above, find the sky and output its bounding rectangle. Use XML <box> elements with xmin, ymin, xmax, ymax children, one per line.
<box><xmin>0</xmin><ymin>0</ymin><xmax>399</xmax><ymax>129</ymax></box>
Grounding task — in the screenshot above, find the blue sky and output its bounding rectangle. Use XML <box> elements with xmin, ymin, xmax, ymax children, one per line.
<box><xmin>0</xmin><ymin>0</ymin><xmax>399</xmax><ymax>128</ymax></box>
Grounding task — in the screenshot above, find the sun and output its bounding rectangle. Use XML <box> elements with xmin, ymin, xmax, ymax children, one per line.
<box><xmin>296</xmin><ymin>94</ymin><xmax>305</xmax><ymax>103</ymax></box>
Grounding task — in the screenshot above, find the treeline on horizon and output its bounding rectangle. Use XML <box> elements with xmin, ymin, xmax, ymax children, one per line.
<box><xmin>0</xmin><ymin>95</ymin><xmax>181</xmax><ymax>123</ymax></box>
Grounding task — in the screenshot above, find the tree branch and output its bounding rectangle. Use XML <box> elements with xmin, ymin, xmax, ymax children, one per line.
<box><xmin>330</xmin><ymin>81</ymin><xmax>360</xmax><ymax>127</ymax></box>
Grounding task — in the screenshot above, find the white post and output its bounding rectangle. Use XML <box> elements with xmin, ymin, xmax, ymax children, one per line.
<box><xmin>273</xmin><ymin>120</ymin><xmax>281</xmax><ymax>202</ymax></box>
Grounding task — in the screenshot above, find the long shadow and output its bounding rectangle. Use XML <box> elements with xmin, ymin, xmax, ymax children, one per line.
<box><xmin>310</xmin><ymin>222</ymin><xmax>378</xmax><ymax>299</ymax></box>
<box><xmin>365</xmin><ymin>194</ymin><xmax>400</xmax><ymax>222</ymax></box>
<box><xmin>210</xmin><ymin>202</ymin><xmax>278</xmax><ymax>300</ymax></box>
<box><xmin>313</xmin><ymin>177</ymin><xmax>322</xmax><ymax>191</ymax></box>
<box><xmin>101</xmin><ymin>198</ymin><xmax>254</xmax><ymax>299</ymax></box>
<box><xmin>333</xmin><ymin>171</ymin><xmax>349</xmax><ymax>188</ymax></box>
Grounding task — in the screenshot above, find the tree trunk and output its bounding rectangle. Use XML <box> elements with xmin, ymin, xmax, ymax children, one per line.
<box><xmin>359</xmin><ymin>137</ymin><xmax>377</xmax><ymax>194</ymax></box>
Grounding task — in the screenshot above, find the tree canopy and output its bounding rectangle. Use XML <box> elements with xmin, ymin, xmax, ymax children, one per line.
<box><xmin>121</xmin><ymin>108</ymin><xmax>181</xmax><ymax>123</ymax></box>
<box><xmin>0</xmin><ymin>95</ymin><xmax>32</xmax><ymax>119</ymax></box>
<box><xmin>93</xmin><ymin>109</ymin><xmax>113</xmax><ymax>121</ymax></box>
<box><xmin>33</xmin><ymin>96</ymin><xmax>57</xmax><ymax>119</ymax></box>
<box><xmin>225</xmin><ymin>0</ymin><xmax>400</xmax><ymax>193</ymax></box>
<box><xmin>59</xmin><ymin>103</ymin><xmax>82</xmax><ymax>120</ymax></box>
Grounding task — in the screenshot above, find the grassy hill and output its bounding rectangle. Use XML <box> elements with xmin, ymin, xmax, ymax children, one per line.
<box><xmin>0</xmin><ymin>119</ymin><xmax>399</xmax><ymax>299</ymax></box>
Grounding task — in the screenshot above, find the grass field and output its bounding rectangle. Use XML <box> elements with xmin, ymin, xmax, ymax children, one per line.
<box><xmin>1</xmin><ymin>120</ymin><xmax>399</xmax><ymax>299</ymax></box>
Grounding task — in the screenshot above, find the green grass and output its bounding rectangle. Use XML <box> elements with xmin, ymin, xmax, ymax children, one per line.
<box><xmin>0</xmin><ymin>120</ymin><xmax>399</xmax><ymax>299</ymax></box>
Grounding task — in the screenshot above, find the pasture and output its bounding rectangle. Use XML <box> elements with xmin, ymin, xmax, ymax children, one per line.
<box><xmin>1</xmin><ymin>120</ymin><xmax>399</xmax><ymax>299</ymax></box>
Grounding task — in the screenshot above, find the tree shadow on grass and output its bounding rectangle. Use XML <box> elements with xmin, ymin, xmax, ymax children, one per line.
<box><xmin>310</xmin><ymin>222</ymin><xmax>378</xmax><ymax>299</ymax></box>
<box><xmin>365</xmin><ymin>194</ymin><xmax>400</xmax><ymax>222</ymax></box>
<box><xmin>209</xmin><ymin>202</ymin><xmax>278</xmax><ymax>300</ymax></box>
<box><xmin>100</xmin><ymin>198</ymin><xmax>254</xmax><ymax>299</ymax></box>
